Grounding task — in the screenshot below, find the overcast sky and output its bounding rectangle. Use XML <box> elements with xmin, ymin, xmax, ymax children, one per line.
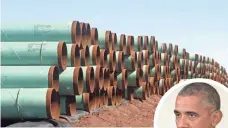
<box><xmin>1</xmin><ymin>0</ymin><xmax>228</xmax><ymax>69</ymax></box>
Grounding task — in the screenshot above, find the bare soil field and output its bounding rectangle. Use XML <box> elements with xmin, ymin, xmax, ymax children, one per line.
<box><xmin>72</xmin><ymin>95</ymin><xmax>162</xmax><ymax>127</ymax></box>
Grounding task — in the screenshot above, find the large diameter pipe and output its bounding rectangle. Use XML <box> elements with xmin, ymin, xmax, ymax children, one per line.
<box><xmin>149</xmin><ymin>36</ymin><xmax>155</xmax><ymax>53</ymax></box>
<box><xmin>124</xmin><ymin>52</ymin><xmax>136</xmax><ymax>71</ymax></box>
<box><xmin>142</xmin><ymin>65</ymin><xmax>150</xmax><ymax>83</ymax></box>
<box><xmin>108</xmin><ymin>86</ymin><xmax>116</xmax><ymax>105</ymax></box>
<box><xmin>143</xmin><ymin>36</ymin><xmax>149</xmax><ymax>51</ymax></box>
<box><xmin>91</xmin><ymin>66</ymin><xmax>104</xmax><ymax>90</ymax></box>
<box><xmin>60</xmin><ymin>96</ymin><xmax>76</xmax><ymax>116</ymax></box>
<box><xmin>91</xmin><ymin>27</ymin><xmax>98</xmax><ymax>45</ymax></box>
<box><xmin>100</xmin><ymin>49</ymin><xmax>109</xmax><ymax>68</ymax></box>
<box><xmin>84</xmin><ymin>23</ymin><xmax>91</xmax><ymax>45</ymax></box>
<box><xmin>116</xmin><ymin>88</ymin><xmax>123</xmax><ymax>105</ymax></box>
<box><xmin>107</xmin><ymin>50</ymin><xmax>117</xmax><ymax>72</ymax></box>
<box><xmin>81</xmin><ymin>67</ymin><xmax>95</xmax><ymax>93</ymax></box>
<box><xmin>110</xmin><ymin>70</ymin><xmax>118</xmax><ymax>88</ymax></box>
<box><xmin>1</xmin><ymin>66</ymin><xmax>59</xmax><ymax>91</ymax></box>
<box><xmin>112</xmin><ymin>33</ymin><xmax>117</xmax><ymax>50</ymax></box>
<box><xmin>76</xmin><ymin>93</ymin><xmax>94</xmax><ymax>112</ymax></box>
<box><xmin>127</xmin><ymin>68</ymin><xmax>143</xmax><ymax>87</ymax></box>
<box><xmin>66</xmin><ymin>44</ymin><xmax>80</xmax><ymax>67</ymax></box>
<box><xmin>117</xmin><ymin>34</ymin><xmax>126</xmax><ymax>52</ymax></box>
<box><xmin>80</xmin><ymin>22</ymin><xmax>87</xmax><ymax>48</ymax></box>
<box><xmin>1</xmin><ymin>41</ymin><xmax>68</xmax><ymax>70</ymax></box>
<box><xmin>89</xmin><ymin>45</ymin><xmax>100</xmax><ymax>65</ymax></box>
<box><xmin>142</xmin><ymin>50</ymin><xmax>149</xmax><ymax>65</ymax></box>
<box><xmin>133</xmin><ymin>82</ymin><xmax>146</xmax><ymax>100</ymax></box>
<box><xmin>125</xmin><ymin>35</ymin><xmax>134</xmax><ymax>55</ymax></box>
<box><xmin>1</xmin><ymin>21</ymin><xmax>81</xmax><ymax>44</ymax></box>
<box><xmin>168</xmin><ymin>43</ymin><xmax>173</xmax><ymax>57</ymax></box>
<box><xmin>98</xmin><ymin>30</ymin><xmax>112</xmax><ymax>52</ymax></box>
<box><xmin>103</xmin><ymin>68</ymin><xmax>111</xmax><ymax>91</ymax></box>
<box><xmin>1</xmin><ymin>88</ymin><xmax>60</xmax><ymax>120</ymax></box>
<box><xmin>117</xmin><ymin>69</ymin><xmax>128</xmax><ymax>90</ymax></box>
<box><xmin>134</xmin><ymin>36</ymin><xmax>143</xmax><ymax>51</ymax></box>
<box><xmin>115</xmin><ymin>51</ymin><xmax>124</xmax><ymax>72</ymax></box>
<box><xmin>80</xmin><ymin>45</ymin><xmax>90</xmax><ymax>66</ymax></box>
<box><xmin>59</xmin><ymin>67</ymin><xmax>84</xmax><ymax>95</ymax></box>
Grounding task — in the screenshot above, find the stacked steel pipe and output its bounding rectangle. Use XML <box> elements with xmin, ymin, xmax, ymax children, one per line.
<box><xmin>1</xmin><ymin>20</ymin><xmax>228</xmax><ymax>122</ymax></box>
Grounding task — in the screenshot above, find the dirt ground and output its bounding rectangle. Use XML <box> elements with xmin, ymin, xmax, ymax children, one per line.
<box><xmin>72</xmin><ymin>95</ymin><xmax>162</xmax><ymax>127</ymax></box>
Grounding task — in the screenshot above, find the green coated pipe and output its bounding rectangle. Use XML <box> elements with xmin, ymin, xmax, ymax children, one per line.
<box><xmin>60</xmin><ymin>96</ymin><xmax>76</xmax><ymax>116</ymax></box>
<box><xmin>1</xmin><ymin>66</ymin><xmax>59</xmax><ymax>91</ymax></box>
<box><xmin>127</xmin><ymin>68</ymin><xmax>143</xmax><ymax>87</ymax></box>
<box><xmin>160</xmin><ymin>66</ymin><xmax>166</xmax><ymax>78</ymax></box>
<box><xmin>81</xmin><ymin>67</ymin><xmax>95</xmax><ymax>93</ymax></box>
<box><xmin>171</xmin><ymin>69</ymin><xmax>177</xmax><ymax>81</ymax></box>
<box><xmin>89</xmin><ymin>45</ymin><xmax>100</xmax><ymax>65</ymax></box>
<box><xmin>98</xmin><ymin>30</ymin><xmax>112</xmax><ymax>51</ymax></box>
<box><xmin>124</xmin><ymin>55</ymin><xmax>135</xmax><ymax>71</ymax></box>
<box><xmin>180</xmin><ymin>59</ymin><xmax>185</xmax><ymax>71</ymax></box>
<box><xmin>117</xmin><ymin>69</ymin><xmax>128</xmax><ymax>90</ymax></box>
<box><xmin>66</xmin><ymin>44</ymin><xmax>80</xmax><ymax>67</ymax></box>
<box><xmin>1</xmin><ymin>88</ymin><xmax>60</xmax><ymax>120</ymax></box>
<box><xmin>187</xmin><ymin>71</ymin><xmax>192</xmax><ymax>79</ymax></box>
<box><xmin>76</xmin><ymin>93</ymin><xmax>94</xmax><ymax>112</ymax></box>
<box><xmin>142</xmin><ymin>65</ymin><xmax>150</xmax><ymax>83</ymax></box>
<box><xmin>150</xmin><ymin>66</ymin><xmax>157</xmax><ymax>77</ymax></box>
<box><xmin>59</xmin><ymin>67</ymin><xmax>84</xmax><ymax>95</ymax></box>
<box><xmin>1</xmin><ymin>21</ymin><xmax>81</xmax><ymax>44</ymax></box>
<box><xmin>133</xmin><ymin>83</ymin><xmax>146</xmax><ymax>100</ymax></box>
<box><xmin>1</xmin><ymin>42</ymin><xmax>68</xmax><ymax>70</ymax></box>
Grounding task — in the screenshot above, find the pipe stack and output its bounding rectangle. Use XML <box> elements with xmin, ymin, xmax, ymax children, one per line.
<box><xmin>1</xmin><ymin>20</ymin><xmax>228</xmax><ymax>123</ymax></box>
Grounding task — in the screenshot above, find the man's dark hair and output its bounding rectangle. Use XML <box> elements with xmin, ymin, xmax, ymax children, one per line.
<box><xmin>178</xmin><ymin>82</ymin><xmax>221</xmax><ymax>110</ymax></box>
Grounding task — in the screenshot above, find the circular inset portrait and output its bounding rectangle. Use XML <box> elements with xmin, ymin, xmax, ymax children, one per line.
<box><xmin>154</xmin><ymin>78</ymin><xmax>228</xmax><ymax>128</ymax></box>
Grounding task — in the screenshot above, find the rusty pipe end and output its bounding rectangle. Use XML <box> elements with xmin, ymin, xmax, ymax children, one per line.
<box><xmin>83</xmin><ymin>93</ymin><xmax>93</xmax><ymax>112</ymax></box>
<box><xmin>71</xmin><ymin>21</ymin><xmax>81</xmax><ymax>44</ymax></box>
<box><xmin>80</xmin><ymin>22</ymin><xmax>87</xmax><ymax>48</ymax></box>
<box><xmin>73</xmin><ymin>67</ymin><xmax>84</xmax><ymax>95</ymax></box>
<box><xmin>109</xmin><ymin>50</ymin><xmax>117</xmax><ymax>71</ymax></box>
<box><xmin>46</xmin><ymin>88</ymin><xmax>60</xmax><ymax>120</ymax></box>
<box><xmin>71</xmin><ymin>44</ymin><xmax>81</xmax><ymax>67</ymax></box>
<box><xmin>95</xmin><ymin>65</ymin><xmax>104</xmax><ymax>90</ymax></box>
<box><xmin>137</xmin><ymin>51</ymin><xmax>143</xmax><ymax>69</ymax></box>
<box><xmin>110</xmin><ymin>70</ymin><xmax>118</xmax><ymax>88</ymax></box>
<box><xmin>137</xmin><ymin>36</ymin><xmax>143</xmax><ymax>51</ymax></box>
<box><xmin>86</xmin><ymin>67</ymin><xmax>95</xmax><ymax>93</ymax></box>
<box><xmin>120</xmin><ymin>34</ymin><xmax>126</xmax><ymax>53</ymax></box>
<box><xmin>48</xmin><ymin>66</ymin><xmax>59</xmax><ymax>91</ymax></box>
<box><xmin>57</xmin><ymin>42</ymin><xmax>68</xmax><ymax>71</ymax></box>
<box><xmin>105</xmin><ymin>30</ymin><xmax>112</xmax><ymax>52</ymax></box>
<box><xmin>118</xmin><ymin>51</ymin><xmax>124</xmax><ymax>71</ymax></box>
<box><xmin>84</xmin><ymin>23</ymin><xmax>91</xmax><ymax>44</ymax></box>
<box><xmin>143</xmin><ymin>50</ymin><xmax>149</xmax><ymax>65</ymax></box>
<box><xmin>143</xmin><ymin>36</ymin><xmax>149</xmax><ymax>50</ymax></box>
<box><xmin>131</xmin><ymin>51</ymin><xmax>137</xmax><ymax>70</ymax></box>
<box><xmin>122</xmin><ymin>69</ymin><xmax>128</xmax><ymax>90</ymax></box>
<box><xmin>65</xmin><ymin>96</ymin><xmax>76</xmax><ymax>116</ymax></box>
<box><xmin>126</xmin><ymin>36</ymin><xmax>134</xmax><ymax>55</ymax></box>
<box><xmin>136</xmin><ymin>68</ymin><xmax>144</xmax><ymax>86</ymax></box>
<box><xmin>84</xmin><ymin>45</ymin><xmax>90</xmax><ymax>66</ymax></box>
<box><xmin>91</xmin><ymin>45</ymin><xmax>100</xmax><ymax>65</ymax></box>
<box><xmin>91</xmin><ymin>28</ymin><xmax>98</xmax><ymax>45</ymax></box>
<box><xmin>100</xmin><ymin>50</ymin><xmax>109</xmax><ymax>68</ymax></box>
<box><xmin>103</xmin><ymin>68</ymin><xmax>110</xmax><ymax>91</ymax></box>
<box><xmin>112</xmin><ymin>33</ymin><xmax>117</xmax><ymax>50</ymax></box>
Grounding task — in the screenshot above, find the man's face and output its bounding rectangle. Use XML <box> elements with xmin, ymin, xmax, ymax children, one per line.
<box><xmin>174</xmin><ymin>95</ymin><xmax>214</xmax><ymax>128</ymax></box>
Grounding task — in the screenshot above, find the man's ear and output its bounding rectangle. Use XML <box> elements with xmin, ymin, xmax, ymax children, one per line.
<box><xmin>211</xmin><ymin>110</ymin><xmax>223</xmax><ymax>127</ymax></box>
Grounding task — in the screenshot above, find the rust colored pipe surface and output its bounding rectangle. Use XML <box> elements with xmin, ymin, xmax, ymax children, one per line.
<box><xmin>83</xmin><ymin>93</ymin><xmax>94</xmax><ymax>112</ymax></box>
<box><xmin>70</xmin><ymin>44</ymin><xmax>81</xmax><ymax>67</ymax></box>
<box><xmin>143</xmin><ymin>65</ymin><xmax>151</xmax><ymax>83</ymax></box>
<box><xmin>106</xmin><ymin>31</ymin><xmax>113</xmax><ymax>52</ymax></box>
<box><xmin>149</xmin><ymin>77</ymin><xmax>156</xmax><ymax>94</ymax></box>
<box><xmin>136</xmin><ymin>36</ymin><xmax>143</xmax><ymax>51</ymax></box>
<box><xmin>91</xmin><ymin>28</ymin><xmax>98</xmax><ymax>45</ymax></box>
<box><xmin>103</xmin><ymin>68</ymin><xmax>110</xmax><ymax>91</ymax></box>
<box><xmin>117</xmin><ymin>69</ymin><xmax>128</xmax><ymax>90</ymax></box>
<box><xmin>125</xmin><ymin>35</ymin><xmax>134</xmax><ymax>55</ymax></box>
<box><xmin>118</xmin><ymin>34</ymin><xmax>126</xmax><ymax>52</ymax></box>
<box><xmin>168</xmin><ymin>43</ymin><xmax>173</xmax><ymax>57</ymax></box>
<box><xmin>116</xmin><ymin>88</ymin><xmax>123</xmax><ymax>105</ymax></box>
<box><xmin>57</xmin><ymin>42</ymin><xmax>68</xmax><ymax>71</ymax></box>
<box><xmin>136</xmin><ymin>51</ymin><xmax>144</xmax><ymax>69</ymax></box>
<box><xmin>143</xmin><ymin>36</ymin><xmax>149</xmax><ymax>50</ymax></box>
<box><xmin>142</xmin><ymin>50</ymin><xmax>149</xmax><ymax>65</ymax></box>
<box><xmin>149</xmin><ymin>36</ymin><xmax>155</xmax><ymax>53</ymax></box>
<box><xmin>84</xmin><ymin>23</ymin><xmax>91</xmax><ymax>46</ymax></box>
<box><xmin>80</xmin><ymin>22</ymin><xmax>87</xmax><ymax>49</ymax></box>
<box><xmin>146</xmin><ymin>82</ymin><xmax>151</xmax><ymax>97</ymax></box>
<box><xmin>100</xmin><ymin>49</ymin><xmax>109</xmax><ymax>68</ymax></box>
<box><xmin>108</xmin><ymin>86</ymin><xmax>116</xmax><ymax>105</ymax></box>
<box><xmin>110</xmin><ymin>70</ymin><xmax>117</xmax><ymax>88</ymax></box>
<box><xmin>174</xmin><ymin>45</ymin><xmax>178</xmax><ymax>56</ymax></box>
<box><xmin>107</xmin><ymin>50</ymin><xmax>117</xmax><ymax>72</ymax></box>
<box><xmin>80</xmin><ymin>45</ymin><xmax>90</xmax><ymax>66</ymax></box>
<box><xmin>115</xmin><ymin>51</ymin><xmax>124</xmax><ymax>72</ymax></box>
<box><xmin>112</xmin><ymin>33</ymin><xmax>117</xmax><ymax>51</ymax></box>
<box><xmin>92</xmin><ymin>65</ymin><xmax>104</xmax><ymax>91</ymax></box>
<box><xmin>81</xmin><ymin>66</ymin><xmax>95</xmax><ymax>93</ymax></box>
<box><xmin>89</xmin><ymin>45</ymin><xmax>100</xmax><ymax>65</ymax></box>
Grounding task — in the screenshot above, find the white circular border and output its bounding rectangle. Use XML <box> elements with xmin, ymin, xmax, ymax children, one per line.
<box><xmin>154</xmin><ymin>78</ymin><xmax>228</xmax><ymax>128</ymax></box>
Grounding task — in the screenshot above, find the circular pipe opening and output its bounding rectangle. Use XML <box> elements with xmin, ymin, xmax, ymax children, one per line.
<box><xmin>126</xmin><ymin>36</ymin><xmax>134</xmax><ymax>55</ymax></box>
<box><xmin>144</xmin><ymin>65</ymin><xmax>150</xmax><ymax>83</ymax></box>
<box><xmin>80</xmin><ymin>22</ymin><xmax>87</xmax><ymax>49</ymax></box>
<box><xmin>84</xmin><ymin>23</ymin><xmax>91</xmax><ymax>45</ymax></box>
<box><xmin>71</xmin><ymin>44</ymin><xmax>81</xmax><ymax>67</ymax></box>
<box><xmin>105</xmin><ymin>31</ymin><xmax>112</xmax><ymax>52</ymax></box>
<box><xmin>110</xmin><ymin>70</ymin><xmax>117</xmax><ymax>88</ymax></box>
<box><xmin>149</xmin><ymin>36</ymin><xmax>155</xmax><ymax>52</ymax></box>
<box><xmin>120</xmin><ymin>34</ymin><xmax>126</xmax><ymax>53</ymax></box>
<box><xmin>174</xmin><ymin>45</ymin><xmax>178</xmax><ymax>56</ymax></box>
<box><xmin>92</xmin><ymin>45</ymin><xmax>100</xmax><ymax>65</ymax></box>
<box><xmin>98</xmin><ymin>66</ymin><xmax>104</xmax><ymax>90</ymax></box>
<box><xmin>84</xmin><ymin>45</ymin><xmax>90</xmax><ymax>66</ymax></box>
<box><xmin>73</xmin><ymin>67</ymin><xmax>84</xmax><ymax>95</ymax></box>
<box><xmin>94</xmin><ymin>66</ymin><xmax>103</xmax><ymax>91</ymax></box>
<box><xmin>71</xmin><ymin>21</ymin><xmax>81</xmax><ymax>44</ymax></box>
<box><xmin>65</xmin><ymin>96</ymin><xmax>76</xmax><ymax>116</ymax></box>
<box><xmin>112</xmin><ymin>33</ymin><xmax>117</xmax><ymax>50</ymax></box>
<box><xmin>57</xmin><ymin>42</ymin><xmax>68</xmax><ymax>71</ymax></box>
<box><xmin>144</xmin><ymin>36</ymin><xmax>149</xmax><ymax>50</ymax></box>
<box><xmin>110</xmin><ymin>51</ymin><xmax>116</xmax><ymax>71</ymax></box>
<box><xmin>100</xmin><ymin>50</ymin><xmax>109</xmax><ymax>68</ymax></box>
<box><xmin>87</xmin><ymin>67</ymin><xmax>95</xmax><ymax>93</ymax></box>
<box><xmin>91</xmin><ymin>28</ymin><xmax>98</xmax><ymax>45</ymax></box>
<box><xmin>103</xmin><ymin>68</ymin><xmax>110</xmax><ymax>91</ymax></box>
<box><xmin>48</xmin><ymin>66</ymin><xmax>59</xmax><ymax>91</ymax></box>
<box><xmin>137</xmin><ymin>51</ymin><xmax>143</xmax><ymax>69</ymax></box>
<box><xmin>46</xmin><ymin>88</ymin><xmax>60</xmax><ymax>120</ymax></box>
<box><xmin>169</xmin><ymin>43</ymin><xmax>173</xmax><ymax>54</ymax></box>
<box><xmin>83</xmin><ymin>93</ymin><xmax>93</xmax><ymax>112</ymax></box>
